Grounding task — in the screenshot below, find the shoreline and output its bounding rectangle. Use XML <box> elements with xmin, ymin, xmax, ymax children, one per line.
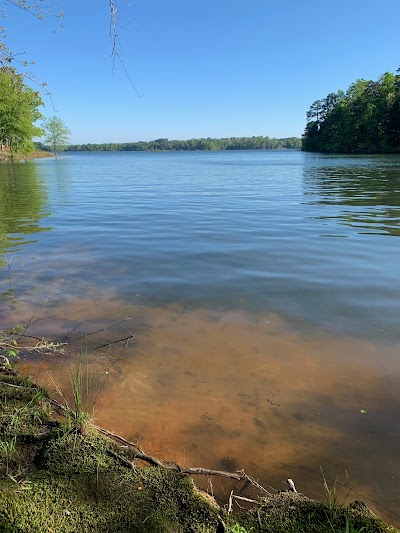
<box><xmin>5</xmin><ymin>299</ymin><xmax>400</xmax><ymax>528</ymax></box>
<box><xmin>0</xmin><ymin>150</ymin><xmax>55</xmax><ymax>162</ymax></box>
<box><xmin>0</xmin><ymin>363</ymin><xmax>398</xmax><ymax>532</ymax></box>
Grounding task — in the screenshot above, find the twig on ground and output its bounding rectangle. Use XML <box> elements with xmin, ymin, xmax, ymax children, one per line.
<box><xmin>0</xmin><ymin>380</ymin><xmax>28</xmax><ymax>389</ymax></box>
<box><xmin>228</xmin><ymin>490</ymin><xmax>233</xmax><ymax>513</ymax></box>
<box><xmin>237</xmin><ymin>469</ymin><xmax>270</xmax><ymax>493</ymax></box>
<box><xmin>232</xmin><ymin>494</ymin><xmax>260</xmax><ymax>505</ymax></box>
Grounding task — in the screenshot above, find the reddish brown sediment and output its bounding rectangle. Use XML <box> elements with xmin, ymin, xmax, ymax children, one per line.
<box><xmin>11</xmin><ymin>298</ymin><xmax>400</xmax><ymax>527</ymax></box>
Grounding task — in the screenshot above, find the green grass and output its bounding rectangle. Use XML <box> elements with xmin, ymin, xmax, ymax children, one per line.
<box><xmin>48</xmin><ymin>346</ymin><xmax>95</xmax><ymax>434</ymax></box>
<box><xmin>227</xmin><ymin>524</ymin><xmax>253</xmax><ymax>533</ymax></box>
<box><xmin>0</xmin><ymin>436</ymin><xmax>16</xmax><ymax>475</ymax></box>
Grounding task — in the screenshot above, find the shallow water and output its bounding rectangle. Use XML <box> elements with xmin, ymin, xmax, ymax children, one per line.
<box><xmin>1</xmin><ymin>150</ymin><xmax>400</xmax><ymax>524</ymax></box>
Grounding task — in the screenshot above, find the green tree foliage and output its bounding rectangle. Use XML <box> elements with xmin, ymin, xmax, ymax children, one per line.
<box><xmin>42</xmin><ymin>115</ymin><xmax>70</xmax><ymax>153</ymax></box>
<box><xmin>0</xmin><ymin>69</ymin><xmax>43</xmax><ymax>156</ymax></box>
<box><xmin>65</xmin><ymin>136</ymin><xmax>302</xmax><ymax>152</ymax></box>
<box><xmin>302</xmin><ymin>68</ymin><xmax>400</xmax><ymax>153</ymax></box>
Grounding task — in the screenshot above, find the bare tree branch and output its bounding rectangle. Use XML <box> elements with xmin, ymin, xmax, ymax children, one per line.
<box><xmin>108</xmin><ymin>0</ymin><xmax>141</xmax><ymax>96</ymax></box>
<box><xmin>1</xmin><ymin>0</ymin><xmax>139</xmax><ymax>97</ymax></box>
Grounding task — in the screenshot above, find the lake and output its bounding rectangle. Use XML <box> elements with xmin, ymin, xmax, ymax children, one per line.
<box><xmin>1</xmin><ymin>150</ymin><xmax>400</xmax><ymax>524</ymax></box>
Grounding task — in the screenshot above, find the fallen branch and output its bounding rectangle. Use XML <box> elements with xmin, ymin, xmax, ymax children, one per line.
<box><xmin>232</xmin><ymin>494</ymin><xmax>260</xmax><ymax>505</ymax></box>
<box><xmin>176</xmin><ymin>466</ymin><xmax>244</xmax><ymax>480</ymax></box>
<box><xmin>93</xmin><ymin>426</ymin><xmax>257</xmax><ymax>481</ymax></box>
<box><xmin>93</xmin><ymin>426</ymin><xmax>164</xmax><ymax>467</ymax></box>
<box><xmin>237</xmin><ymin>469</ymin><xmax>270</xmax><ymax>493</ymax></box>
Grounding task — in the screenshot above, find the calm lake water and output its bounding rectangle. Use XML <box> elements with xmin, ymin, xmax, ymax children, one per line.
<box><xmin>1</xmin><ymin>150</ymin><xmax>400</xmax><ymax>524</ymax></box>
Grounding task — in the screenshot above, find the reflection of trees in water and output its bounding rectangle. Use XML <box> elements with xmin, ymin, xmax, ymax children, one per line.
<box><xmin>45</xmin><ymin>157</ymin><xmax>71</xmax><ymax>199</ymax></box>
<box><xmin>0</xmin><ymin>161</ymin><xmax>52</xmax><ymax>266</ymax></box>
<box><xmin>302</xmin><ymin>159</ymin><xmax>400</xmax><ymax>236</ymax></box>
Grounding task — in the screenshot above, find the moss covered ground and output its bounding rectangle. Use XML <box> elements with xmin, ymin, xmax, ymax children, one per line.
<box><xmin>0</xmin><ymin>364</ymin><xmax>398</xmax><ymax>533</ymax></box>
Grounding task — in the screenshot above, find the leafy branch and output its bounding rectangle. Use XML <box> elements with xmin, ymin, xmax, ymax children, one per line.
<box><xmin>0</xmin><ymin>323</ymin><xmax>65</xmax><ymax>365</ymax></box>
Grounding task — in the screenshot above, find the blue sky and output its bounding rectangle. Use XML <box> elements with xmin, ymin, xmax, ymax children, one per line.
<box><xmin>4</xmin><ymin>0</ymin><xmax>400</xmax><ymax>143</ymax></box>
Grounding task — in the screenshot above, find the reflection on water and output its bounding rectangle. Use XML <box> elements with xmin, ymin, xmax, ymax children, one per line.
<box><xmin>10</xmin><ymin>295</ymin><xmax>400</xmax><ymax>527</ymax></box>
<box><xmin>2</xmin><ymin>151</ymin><xmax>400</xmax><ymax>338</ymax></box>
<box><xmin>303</xmin><ymin>155</ymin><xmax>400</xmax><ymax>236</ymax></box>
<box><xmin>0</xmin><ymin>160</ymin><xmax>52</xmax><ymax>266</ymax></box>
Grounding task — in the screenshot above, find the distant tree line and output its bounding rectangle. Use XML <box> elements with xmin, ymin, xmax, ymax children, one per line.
<box><xmin>302</xmin><ymin>68</ymin><xmax>400</xmax><ymax>153</ymax></box>
<box><xmin>44</xmin><ymin>136</ymin><xmax>301</xmax><ymax>153</ymax></box>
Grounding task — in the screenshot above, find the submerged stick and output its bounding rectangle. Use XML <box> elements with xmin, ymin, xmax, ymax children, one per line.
<box><xmin>237</xmin><ymin>469</ymin><xmax>270</xmax><ymax>493</ymax></box>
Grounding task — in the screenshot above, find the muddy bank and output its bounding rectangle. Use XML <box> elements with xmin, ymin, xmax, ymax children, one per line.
<box><xmin>0</xmin><ymin>150</ymin><xmax>54</xmax><ymax>162</ymax></box>
<box><xmin>0</xmin><ymin>364</ymin><xmax>398</xmax><ymax>532</ymax></box>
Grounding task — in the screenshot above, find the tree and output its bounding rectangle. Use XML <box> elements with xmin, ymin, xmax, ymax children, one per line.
<box><xmin>302</xmin><ymin>68</ymin><xmax>400</xmax><ymax>153</ymax></box>
<box><xmin>0</xmin><ymin>69</ymin><xmax>43</xmax><ymax>157</ymax></box>
<box><xmin>42</xmin><ymin>115</ymin><xmax>70</xmax><ymax>154</ymax></box>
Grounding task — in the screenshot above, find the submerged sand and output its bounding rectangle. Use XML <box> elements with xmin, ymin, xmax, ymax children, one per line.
<box><xmin>4</xmin><ymin>295</ymin><xmax>399</xmax><ymax>527</ymax></box>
